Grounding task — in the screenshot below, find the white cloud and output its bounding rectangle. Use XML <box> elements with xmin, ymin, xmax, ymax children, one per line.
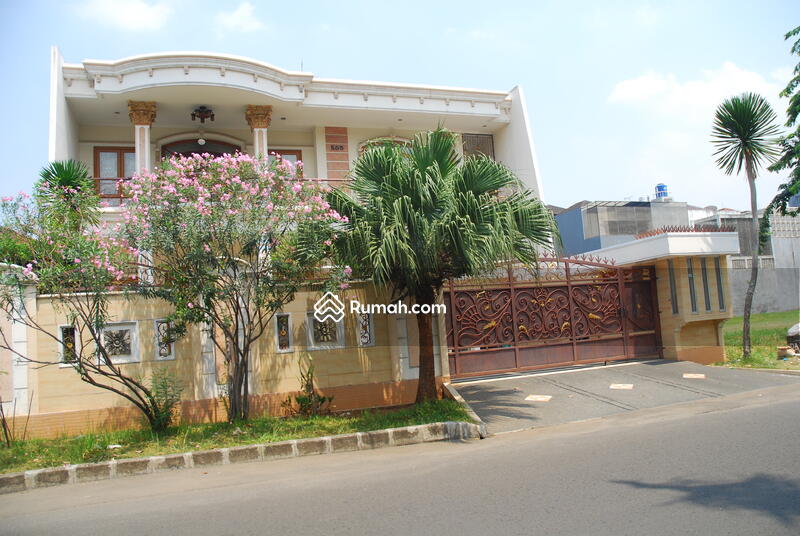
<box><xmin>608</xmin><ymin>62</ymin><xmax>792</xmax><ymax>209</ymax></box>
<box><xmin>215</xmin><ymin>2</ymin><xmax>265</xmax><ymax>34</ymax></box>
<box><xmin>632</xmin><ymin>5</ymin><xmax>661</xmax><ymax>27</ymax></box>
<box><xmin>609</xmin><ymin>62</ymin><xmax>785</xmax><ymax>118</ymax></box>
<box><xmin>75</xmin><ymin>0</ymin><xmax>173</xmax><ymax>31</ymax></box>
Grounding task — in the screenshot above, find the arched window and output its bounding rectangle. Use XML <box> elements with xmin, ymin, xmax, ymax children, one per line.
<box><xmin>358</xmin><ymin>136</ymin><xmax>412</xmax><ymax>155</ymax></box>
<box><xmin>161</xmin><ymin>139</ymin><xmax>241</xmax><ymax>159</ymax></box>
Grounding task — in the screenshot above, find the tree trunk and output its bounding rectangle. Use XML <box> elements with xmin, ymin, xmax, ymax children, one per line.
<box><xmin>415</xmin><ymin>287</ymin><xmax>440</xmax><ymax>403</ymax></box>
<box><xmin>742</xmin><ymin>163</ymin><xmax>759</xmax><ymax>358</ymax></box>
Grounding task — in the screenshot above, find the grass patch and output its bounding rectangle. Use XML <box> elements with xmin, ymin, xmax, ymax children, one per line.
<box><xmin>721</xmin><ymin>309</ymin><xmax>800</xmax><ymax>370</ymax></box>
<box><xmin>0</xmin><ymin>399</ymin><xmax>471</xmax><ymax>474</ymax></box>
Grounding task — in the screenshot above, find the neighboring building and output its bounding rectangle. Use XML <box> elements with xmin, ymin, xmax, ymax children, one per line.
<box><xmin>693</xmin><ymin>208</ymin><xmax>800</xmax><ymax>315</ymax></box>
<box><xmin>554</xmin><ymin>183</ymin><xmax>799</xmax><ymax>315</ymax></box>
<box><xmin>555</xmin><ymin>198</ymin><xmax>690</xmax><ymax>256</ymax></box>
<box><xmin>1</xmin><ymin>48</ymin><xmax>546</xmax><ymax>435</ymax></box>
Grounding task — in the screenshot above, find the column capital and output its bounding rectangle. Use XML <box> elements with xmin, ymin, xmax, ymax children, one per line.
<box><xmin>128</xmin><ymin>101</ymin><xmax>157</xmax><ymax>126</ymax></box>
<box><xmin>245</xmin><ymin>105</ymin><xmax>272</xmax><ymax>129</ymax></box>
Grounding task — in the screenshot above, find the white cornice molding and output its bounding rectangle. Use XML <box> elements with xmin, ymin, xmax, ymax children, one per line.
<box><xmin>62</xmin><ymin>51</ymin><xmax>513</xmax><ymax>113</ymax></box>
<box><xmin>585</xmin><ymin>232</ymin><xmax>741</xmax><ymax>266</ymax></box>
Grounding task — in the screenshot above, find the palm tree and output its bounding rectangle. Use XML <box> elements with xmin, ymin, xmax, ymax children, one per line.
<box><xmin>36</xmin><ymin>159</ymin><xmax>98</xmax><ymax>230</ymax></box>
<box><xmin>326</xmin><ymin>128</ymin><xmax>557</xmax><ymax>401</ymax></box>
<box><xmin>712</xmin><ymin>93</ymin><xmax>781</xmax><ymax>358</ymax></box>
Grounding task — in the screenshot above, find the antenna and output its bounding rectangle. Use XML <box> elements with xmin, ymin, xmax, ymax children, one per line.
<box><xmin>300</xmin><ymin>58</ymin><xmax>304</xmax><ymax>71</ymax></box>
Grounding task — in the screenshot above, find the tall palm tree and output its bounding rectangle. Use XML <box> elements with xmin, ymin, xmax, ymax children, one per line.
<box><xmin>712</xmin><ymin>93</ymin><xmax>780</xmax><ymax>358</ymax></box>
<box><xmin>326</xmin><ymin>128</ymin><xmax>557</xmax><ymax>401</ymax></box>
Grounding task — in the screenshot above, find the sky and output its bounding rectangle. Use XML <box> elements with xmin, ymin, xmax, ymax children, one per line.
<box><xmin>0</xmin><ymin>0</ymin><xmax>798</xmax><ymax>210</ymax></box>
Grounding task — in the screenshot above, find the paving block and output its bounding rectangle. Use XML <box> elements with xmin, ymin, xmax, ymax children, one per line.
<box><xmin>391</xmin><ymin>426</ymin><xmax>422</xmax><ymax>446</ymax></box>
<box><xmin>295</xmin><ymin>437</ymin><xmax>328</xmax><ymax>456</ymax></box>
<box><xmin>0</xmin><ymin>472</ymin><xmax>26</xmax><ymax>494</ymax></box>
<box><xmin>363</xmin><ymin>430</ymin><xmax>391</xmax><ymax>449</ymax></box>
<box><xmin>228</xmin><ymin>445</ymin><xmax>260</xmax><ymax>463</ymax></box>
<box><xmin>157</xmin><ymin>454</ymin><xmax>186</xmax><ymax>471</ymax></box>
<box><xmin>115</xmin><ymin>458</ymin><xmax>150</xmax><ymax>476</ymax></box>
<box><xmin>192</xmin><ymin>450</ymin><xmax>223</xmax><ymax>466</ymax></box>
<box><xmin>263</xmin><ymin>441</ymin><xmax>295</xmax><ymax>460</ymax></box>
<box><xmin>75</xmin><ymin>462</ymin><xmax>111</xmax><ymax>482</ymax></box>
<box><xmin>34</xmin><ymin>467</ymin><xmax>69</xmax><ymax>487</ymax></box>
<box><xmin>331</xmin><ymin>433</ymin><xmax>359</xmax><ymax>453</ymax></box>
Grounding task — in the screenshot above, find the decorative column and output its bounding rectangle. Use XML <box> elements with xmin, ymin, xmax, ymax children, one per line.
<box><xmin>128</xmin><ymin>101</ymin><xmax>157</xmax><ymax>173</ymax></box>
<box><xmin>245</xmin><ymin>105</ymin><xmax>272</xmax><ymax>158</ymax></box>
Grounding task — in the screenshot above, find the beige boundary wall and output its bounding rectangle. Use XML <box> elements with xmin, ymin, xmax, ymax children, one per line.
<box><xmin>3</xmin><ymin>282</ymin><xmax>450</xmax><ymax>438</ymax></box>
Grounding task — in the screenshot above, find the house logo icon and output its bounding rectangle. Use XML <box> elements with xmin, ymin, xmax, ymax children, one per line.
<box><xmin>314</xmin><ymin>291</ymin><xmax>345</xmax><ymax>323</ymax></box>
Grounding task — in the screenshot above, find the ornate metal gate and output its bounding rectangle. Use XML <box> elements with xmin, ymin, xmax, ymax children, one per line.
<box><xmin>445</xmin><ymin>257</ymin><xmax>661</xmax><ymax>378</ymax></box>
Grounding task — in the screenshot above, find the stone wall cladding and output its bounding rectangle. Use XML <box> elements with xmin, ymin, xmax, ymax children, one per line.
<box><xmin>0</xmin><ymin>421</ymin><xmax>480</xmax><ymax>495</ymax></box>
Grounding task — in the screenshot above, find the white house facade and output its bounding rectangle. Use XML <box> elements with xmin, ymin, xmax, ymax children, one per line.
<box><xmin>49</xmin><ymin>47</ymin><xmax>546</xmax><ymax>202</ymax></box>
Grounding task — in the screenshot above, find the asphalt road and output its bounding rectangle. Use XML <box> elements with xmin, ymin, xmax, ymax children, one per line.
<box><xmin>2</xmin><ymin>384</ymin><xmax>799</xmax><ymax>536</ymax></box>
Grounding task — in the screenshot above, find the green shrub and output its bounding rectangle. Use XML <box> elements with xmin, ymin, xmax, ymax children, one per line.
<box><xmin>282</xmin><ymin>355</ymin><xmax>333</xmax><ymax>417</ymax></box>
<box><xmin>148</xmin><ymin>369</ymin><xmax>183</xmax><ymax>433</ymax></box>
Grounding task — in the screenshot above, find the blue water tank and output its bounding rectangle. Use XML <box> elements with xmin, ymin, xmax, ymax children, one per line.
<box><xmin>655</xmin><ymin>183</ymin><xmax>668</xmax><ymax>199</ymax></box>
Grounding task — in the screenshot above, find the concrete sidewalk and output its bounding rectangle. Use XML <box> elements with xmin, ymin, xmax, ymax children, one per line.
<box><xmin>454</xmin><ymin>359</ymin><xmax>800</xmax><ymax>434</ymax></box>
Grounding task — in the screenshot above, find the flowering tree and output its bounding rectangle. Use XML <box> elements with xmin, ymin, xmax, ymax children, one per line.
<box><xmin>122</xmin><ymin>153</ymin><xmax>347</xmax><ymax>421</ymax></box>
<box><xmin>0</xmin><ymin>182</ymin><xmax>181</xmax><ymax>432</ymax></box>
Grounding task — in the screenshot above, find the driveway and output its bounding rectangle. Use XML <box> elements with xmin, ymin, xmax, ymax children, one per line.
<box><xmin>454</xmin><ymin>359</ymin><xmax>800</xmax><ymax>434</ymax></box>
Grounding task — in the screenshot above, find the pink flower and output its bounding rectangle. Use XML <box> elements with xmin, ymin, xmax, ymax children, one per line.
<box><xmin>187</xmin><ymin>302</ymin><xmax>194</xmax><ymax>309</ymax></box>
<box><xmin>343</xmin><ymin>266</ymin><xmax>353</xmax><ymax>276</ymax></box>
<box><xmin>73</xmin><ymin>258</ymin><xmax>81</xmax><ymax>264</ymax></box>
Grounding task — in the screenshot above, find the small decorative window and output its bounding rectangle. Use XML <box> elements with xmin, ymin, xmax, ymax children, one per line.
<box><xmin>357</xmin><ymin>312</ymin><xmax>374</xmax><ymax>347</ymax></box>
<box><xmin>154</xmin><ymin>320</ymin><xmax>175</xmax><ymax>360</ymax></box>
<box><xmin>687</xmin><ymin>258</ymin><xmax>698</xmax><ymax>313</ymax></box>
<box><xmin>99</xmin><ymin>322</ymin><xmax>139</xmax><ymax>364</ymax></box>
<box><xmin>306</xmin><ymin>313</ymin><xmax>344</xmax><ymax>350</ymax></box>
<box><xmin>276</xmin><ymin>313</ymin><xmax>293</xmax><ymax>353</ymax></box>
<box><xmin>59</xmin><ymin>325</ymin><xmax>78</xmax><ymax>365</ymax></box>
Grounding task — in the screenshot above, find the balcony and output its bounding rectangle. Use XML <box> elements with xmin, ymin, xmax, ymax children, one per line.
<box><xmin>95</xmin><ymin>176</ymin><xmax>349</xmax><ymax>208</ymax></box>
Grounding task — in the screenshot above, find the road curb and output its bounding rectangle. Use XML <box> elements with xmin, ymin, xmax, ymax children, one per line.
<box><xmin>0</xmin><ymin>421</ymin><xmax>480</xmax><ymax>495</ymax></box>
<box><xmin>718</xmin><ymin>366</ymin><xmax>800</xmax><ymax>376</ymax></box>
<box><xmin>443</xmin><ymin>383</ymin><xmax>490</xmax><ymax>438</ymax></box>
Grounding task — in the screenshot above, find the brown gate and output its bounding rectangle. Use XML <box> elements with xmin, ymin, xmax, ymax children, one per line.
<box><xmin>445</xmin><ymin>257</ymin><xmax>661</xmax><ymax>379</ymax></box>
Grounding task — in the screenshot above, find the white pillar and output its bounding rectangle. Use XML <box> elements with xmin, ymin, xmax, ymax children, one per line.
<box><xmin>10</xmin><ymin>284</ymin><xmax>36</xmax><ymax>416</ymax></box>
<box><xmin>245</xmin><ymin>105</ymin><xmax>272</xmax><ymax>159</ymax></box>
<box><xmin>128</xmin><ymin>101</ymin><xmax>157</xmax><ymax>173</ymax></box>
<box><xmin>253</xmin><ymin>127</ymin><xmax>268</xmax><ymax>158</ymax></box>
<box><xmin>134</xmin><ymin>124</ymin><xmax>151</xmax><ymax>172</ymax></box>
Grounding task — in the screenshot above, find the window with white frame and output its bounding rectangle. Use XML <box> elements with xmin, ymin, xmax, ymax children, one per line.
<box><xmin>306</xmin><ymin>312</ymin><xmax>344</xmax><ymax>350</ymax></box>
<box><xmin>59</xmin><ymin>325</ymin><xmax>79</xmax><ymax>366</ymax></box>
<box><xmin>99</xmin><ymin>322</ymin><xmax>139</xmax><ymax>364</ymax></box>
<box><xmin>357</xmin><ymin>312</ymin><xmax>374</xmax><ymax>347</ymax></box>
<box><xmin>276</xmin><ymin>313</ymin><xmax>293</xmax><ymax>353</ymax></box>
<box><xmin>154</xmin><ymin>319</ymin><xmax>175</xmax><ymax>360</ymax></box>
